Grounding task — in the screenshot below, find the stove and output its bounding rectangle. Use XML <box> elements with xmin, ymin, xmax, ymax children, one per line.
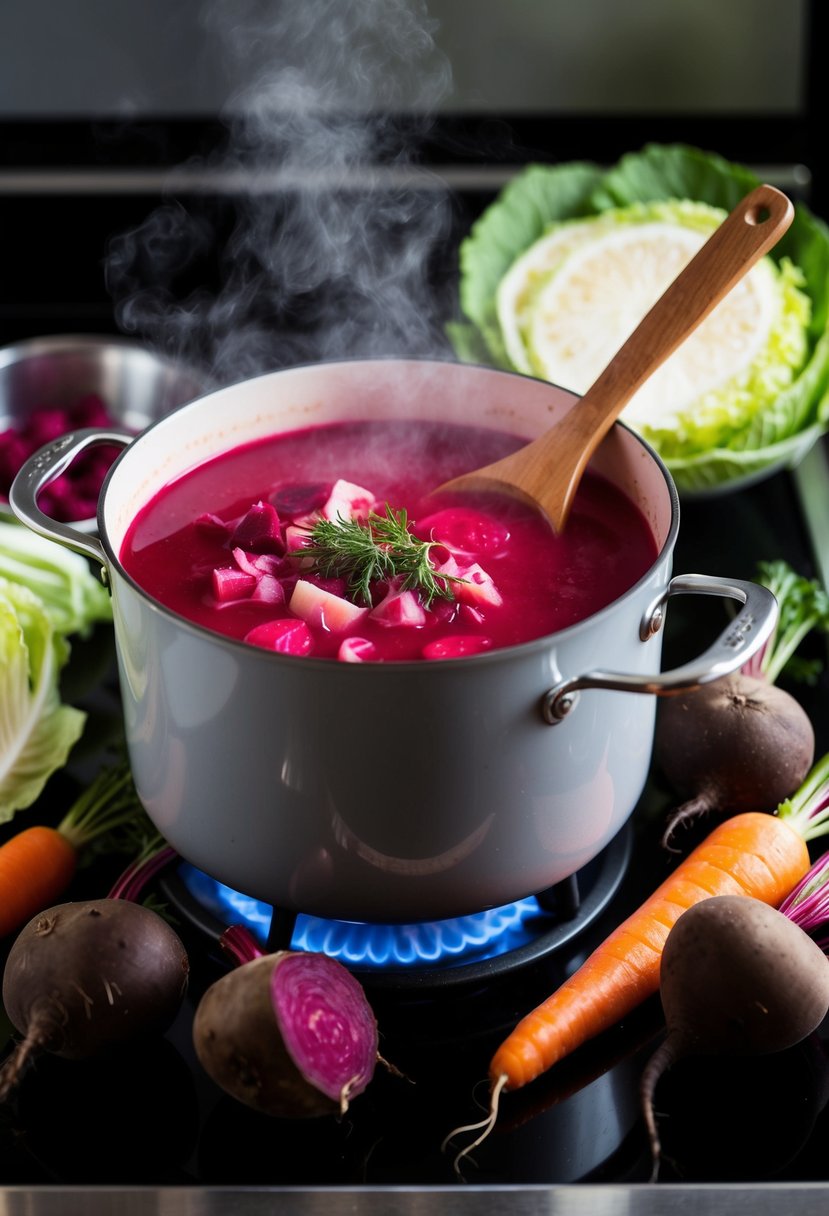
<box><xmin>161</xmin><ymin>823</ymin><xmax>632</xmax><ymax>988</ymax></box>
<box><xmin>2</xmin><ymin>10</ymin><xmax>829</xmax><ymax>1207</ymax></box>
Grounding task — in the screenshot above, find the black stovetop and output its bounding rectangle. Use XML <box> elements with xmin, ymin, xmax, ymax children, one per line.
<box><xmin>1</xmin><ymin>455</ymin><xmax>828</xmax><ymax>1195</ymax></box>
<box><xmin>3</xmin><ymin>99</ymin><xmax>829</xmax><ymax>1212</ymax></box>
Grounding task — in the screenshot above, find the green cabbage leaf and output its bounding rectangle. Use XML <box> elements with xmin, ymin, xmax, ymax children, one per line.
<box><xmin>0</xmin><ymin>521</ymin><xmax>111</xmax><ymax>637</ymax></box>
<box><xmin>0</xmin><ymin>576</ymin><xmax>86</xmax><ymax>822</ymax></box>
<box><xmin>451</xmin><ymin>143</ymin><xmax>829</xmax><ymax>493</ymax></box>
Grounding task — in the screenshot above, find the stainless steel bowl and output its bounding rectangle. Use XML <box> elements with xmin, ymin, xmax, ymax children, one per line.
<box><xmin>0</xmin><ymin>333</ymin><xmax>210</xmax><ymax>525</ymax></box>
<box><xmin>0</xmin><ymin>334</ymin><xmax>209</xmax><ymax>432</ymax></box>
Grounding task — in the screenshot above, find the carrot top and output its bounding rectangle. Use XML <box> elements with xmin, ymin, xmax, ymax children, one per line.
<box><xmin>56</xmin><ymin>755</ymin><xmax>153</xmax><ymax>857</ymax></box>
<box><xmin>776</xmin><ymin>749</ymin><xmax>829</xmax><ymax>841</ymax></box>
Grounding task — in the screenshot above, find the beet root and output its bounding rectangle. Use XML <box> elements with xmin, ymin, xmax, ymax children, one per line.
<box><xmin>655</xmin><ymin>673</ymin><xmax>815</xmax><ymax>846</ymax></box>
<box><xmin>640</xmin><ymin>895</ymin><xmax>829</xmax><ymax>1178</ymax></box>
<box><xmin>0</xmin><ymin>899</ymin><xmax>190</xmax><ymax>1101</ymax></box>
<box><xmin>193</xmin><ymin>950</ymin><xmax>379</xmax><ymax>1118</ymax></box>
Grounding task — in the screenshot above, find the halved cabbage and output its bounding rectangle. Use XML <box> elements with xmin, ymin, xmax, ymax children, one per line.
<box><xmin>496</xmin><ymin>199</ymin><xmax>811</xmax><ymax>461</ymax></box>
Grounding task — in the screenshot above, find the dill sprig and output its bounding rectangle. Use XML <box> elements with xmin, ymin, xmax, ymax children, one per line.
<box><xmin>304</xmin><ymin>504</ymin><xmax>461</xmax><ymax>608</ymax></box>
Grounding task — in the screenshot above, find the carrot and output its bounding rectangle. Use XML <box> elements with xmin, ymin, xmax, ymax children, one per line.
<box><xmin>445</xmin><ymin>752</ymin><xmax>829</xmax><ymax>1169</ymax></box>
<box><xmin>0</xmin><ymin>825</ymin><xmax>77</xmax><ymax>939</ymax></box>
<box><xmin>0</xmin><ymin>758</ymin><xmax>151</xmax><ymax>939</ymax></box>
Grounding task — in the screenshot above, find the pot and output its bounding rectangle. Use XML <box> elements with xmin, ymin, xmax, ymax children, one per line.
<box><xmin>9</xmin><ymin>359</ymin><xmax>776</xmax><ymax>923</ymax></box>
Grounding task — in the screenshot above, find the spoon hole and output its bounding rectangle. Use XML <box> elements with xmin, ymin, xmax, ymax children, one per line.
<box><xmin>745</xmin><ymin>204</ymin><xmax>772</xmax><ymax>226</ymax></box>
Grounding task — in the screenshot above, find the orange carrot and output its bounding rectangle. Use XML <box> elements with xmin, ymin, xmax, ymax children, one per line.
<box><xmin>0</xmin><ymin>759</ymin><xmax>148</xmax><ymax>940</ymax></box>
<box><xmin>0</xmin><ymin>825</ymin><xmax>77</xmax><ymax>938</ymax></box>
<box><xmin>445</xmin><ymin>754</ymin><xmax>829</xmax><ymax>1168</ymax></box>
<box><xmin>490</xmin><ymin>811</ymin><xmax>808</xmax><ymax>1092</ymax></box>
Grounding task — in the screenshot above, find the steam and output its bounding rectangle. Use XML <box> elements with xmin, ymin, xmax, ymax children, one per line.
<box><xmin>106</xmin><ymin>0</ymin><xmax>458</xmax><ymax>384</ymax></box>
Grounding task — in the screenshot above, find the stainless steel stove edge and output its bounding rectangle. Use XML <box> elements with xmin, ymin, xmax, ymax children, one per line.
<box><xmin>1</xmin><ymin>1186</ymin><xmax>829</xmax><ymax>1216</ymax></box>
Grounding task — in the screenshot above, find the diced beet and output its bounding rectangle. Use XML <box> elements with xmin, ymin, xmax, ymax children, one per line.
<box><xmin>338</xmin><ymin>637</ymin><xmax>379</xmax><ymax>663</ymax></box>
<box><xmin>212</xmin><ymin>566</ymin><xmax>257</xmax><ymax>603</ymax></box>
<box><xmin>231</xmin><ymin>547</ymin><xmax>261</xmax><ymax>578</ymax></box>
<box><xmin>427</xmin><ymin>598</ymin><xmax>458</xmax><ymax>624</ymax></box>
<box><xmin>369</xmin><ymin>585</ymin><xmax>426</xmax><ymax>628</ymax></box>
<box><xmin>71</xmin><ymin>394</ymin><xmax>112</xmax><ymax>427</ymax></box>
<box><xmin>456</xmin><ymin>563</ymin><xmax>503</xmax><ymax>608</ymax></box>
<box><xmin>269</xmin><ymin>482</ymin><xmax>331</xmax><ymax>520</ymax></box>
<box><xmin>28</xmin><ymin>409</ymin><xmax>74</xmax><ymax>446</ymax></box>
<box><xmin>195</xmin><ymin>512</ymin><xmax>232</xmax><ymax>538</ymax></box>
<box><xmin>416</xmin><ymin>507</ymin><xmax>510</xmax><ymax>557</ymax></box>
<box><xmin>459</xmin><ymin>604</ymin><xmax>485</xmax><ymax>626</ymax></box>
<box><xmin>251</xmin><ymin>553</ymin><xmax>287</xmax><ymax>577</ymax></box>
<box><xmin>434</xmin><ymin>554</ymin><xmax>502</xmax><ymax>608</ymax></box>
<box><xmin>251</xmin><ymin>574</ymin><xmax>285</xmax><ymax>605</ymax></box>
<box><xmin>307</xmin><ymin>575</ymin><xmax>348</xmax><ymax>598</ymax></box>
<box><xmin>229</xmin><ymin>502</ymin><xmax>284</xmax><ymax>554</ymax></box>
<box><xmin>290</xmin><ymin>580</ymin><xmax>369</xmax><ymax>633</ymax></box>
<box><xmin>313</xmin><ymin>478</ymin><xmax>376</xmax><ymax>525</ymax></box>
<box><xmin>284</xmin><ymin>526</ymin><xmax>315</xmax><ymax>568</ymax></box>
<box><xmin>244</xmin><ymin>618</ymin><xmax>314</xmax><ymax>655</ymax></box>
<box><xmin>0</xmin><ymin>432</ymin><xmax>31</xmax><ymax>489</ymax></box>
<box><xmin>422</xmin><ymin>635</ymin><xmax>494</xmax><ymax>660</ymax></box>
<box><xmin>270</xmin><ymin>952</ymin><xmax>378</xmax><ymax>1106</ymax></box>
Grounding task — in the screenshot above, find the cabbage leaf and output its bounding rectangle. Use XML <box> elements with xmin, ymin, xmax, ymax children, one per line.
<box><xmin>451</xmin><ymin>143</ymin><xmax>829</xmax><ymax>494</ymax></box>
<box><xmin>0</xmin><ymin>576</ymin><xmax>86</xmax><ymax>822</ymax></box>
<box><xmin>0</xmin><ymin>521</ymin><xmax>111</xmax><ymax>637</ymax></box>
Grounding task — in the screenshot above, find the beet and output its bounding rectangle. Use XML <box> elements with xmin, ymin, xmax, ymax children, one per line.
<box><xmin>655</xmin><ymin>673</ymin><xmax>815</xmax><ymax>846</ymax></box>
<box><xmin>0</xmin><ymin>899</ymin><xmax>190</xmax><ymax>1102</ymax></box>
<box><xmin>193</xmin><ymin>950</ymin><xmax>379</xmax><ymax>1118</ymax></box>
<box><xmin>640</xmin><ymin>894</ymin><xmax>829</xmax><ymax>1178</ymax></box>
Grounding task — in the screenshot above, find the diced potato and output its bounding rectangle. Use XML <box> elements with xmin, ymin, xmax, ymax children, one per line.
<box><xmin>290</xmin><ymin>579</ymin><xmax>369</xmax><ymax>633</ymax></box>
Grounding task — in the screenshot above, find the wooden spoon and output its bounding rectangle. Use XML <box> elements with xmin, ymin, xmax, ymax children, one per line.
<box><xmin>439</xmin><ymin>183</ymin><xmax>794</xmax><ymax>530</ymax></box>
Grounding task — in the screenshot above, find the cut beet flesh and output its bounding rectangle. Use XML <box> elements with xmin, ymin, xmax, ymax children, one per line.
<box><xmin>270</xmin><ymin>952</ymin><xmax>378</xmax><ymax>1105</ymax></box>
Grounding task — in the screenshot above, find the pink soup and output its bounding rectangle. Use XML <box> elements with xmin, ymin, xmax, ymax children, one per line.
<box><xmin>120</xmin><ymin>419</ymin><xmax>659</xmax><ymax>661</ymax></box>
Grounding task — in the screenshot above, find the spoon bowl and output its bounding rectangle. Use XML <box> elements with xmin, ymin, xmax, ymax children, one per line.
<box><xmin>439</xmin><ymin>184</ymin><xmax>794</xmax><ymax>530</ymax></box>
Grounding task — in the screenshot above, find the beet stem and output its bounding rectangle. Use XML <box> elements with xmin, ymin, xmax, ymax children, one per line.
<box><xmin>106</xmin><ymin>843</ymin><xmax>178</xmax><ymax>902</ymax></box>
<box><xmin>220</xmin><ymin>923</ymin><xmax>265</xmax><ymax>967</ymax></box>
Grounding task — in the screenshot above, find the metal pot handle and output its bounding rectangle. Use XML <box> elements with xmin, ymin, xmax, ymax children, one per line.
<box><xmin>542</xmin><ymin>574</ymin><xmax>778</xmax><ymax>724</ymax></box>
<box><xmin>8</xmin><ymin>428</ymin><xmax>133</xmax><ymax>573</ymax></box>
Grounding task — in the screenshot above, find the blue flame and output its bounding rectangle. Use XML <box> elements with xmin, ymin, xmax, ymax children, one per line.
<box><xmin>179</xmin><ymin>864</ymin><xmax>544</xmax><ymax>970</ymax></box>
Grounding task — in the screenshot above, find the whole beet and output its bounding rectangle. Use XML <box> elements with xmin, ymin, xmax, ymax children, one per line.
<box><xmin>655</xmin><ymin>673</ymin><xmax>814</xmax><ymax>845</ymax></box>
<box><xmin>1</xmin><ymin>899</ymin><xmax>190</xmax><ymax>1100</ymax></box>
<box><xmin>640</xmin><ymin>894</ymin><xmax>829</xmax><ymax>1178</ymax></box>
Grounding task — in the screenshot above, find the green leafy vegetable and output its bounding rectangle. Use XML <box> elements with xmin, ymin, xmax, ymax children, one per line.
<box><xmin>751</xmin><ymin>559</ymin><xmax>829</xmax><ymax>685</ymax></box>
<box><xmin>0</xmin><ymin>521</ymin><xmax>111</xmax><ymax>637</ymax></box>
<box><xmin>304</xmin><ymin>505</ymin><xmax>462</xmax><ymax>608</ymax></box>
<box><xmin>451</xmin><ymin>143</ymin><xmax>829</xmax><ymax>494</ymax></box>
<box><xmin>0</xmin><ymin>575</ymin><xmax>86</xmax><ymax>822</ymax></box>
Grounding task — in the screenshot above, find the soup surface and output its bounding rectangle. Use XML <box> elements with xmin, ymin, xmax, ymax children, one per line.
<box><xmin>120</xmin><ymin>419</ymin><xmax>659</xmax><ymax>660</ymax></box>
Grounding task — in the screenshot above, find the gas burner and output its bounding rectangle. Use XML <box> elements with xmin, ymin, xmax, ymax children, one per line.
<box><xmin>160</xmin><ymin>824</ymin><xmax>631</xmax><ymax>990</ymax></box>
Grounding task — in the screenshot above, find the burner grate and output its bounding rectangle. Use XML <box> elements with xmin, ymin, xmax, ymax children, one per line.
<box><xmin>160</xmin><ymin>823</ymin><xmax>632</xmax><ymax>990</ymax></box>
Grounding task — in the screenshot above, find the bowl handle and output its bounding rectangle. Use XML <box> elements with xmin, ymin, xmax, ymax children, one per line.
<box><xmin>8</xmin><ymin>428</ymin><xmax>132</xmax><ymax>574</ymax></box>
<box><xmin>542</xmin><ymin>574</ymin><xmax>778</xmax><ymax>724</ymax></box>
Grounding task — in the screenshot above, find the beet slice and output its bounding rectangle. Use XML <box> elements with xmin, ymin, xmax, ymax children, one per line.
<box><xmin>271</xmin><ymin>952</ymin><xmax>379</xmax><ymax>1108</ymax></box>
<box><xmin>193</xmin><ymin>950</ymin><xmax>380</xmax><ymax>1118</ymax></box>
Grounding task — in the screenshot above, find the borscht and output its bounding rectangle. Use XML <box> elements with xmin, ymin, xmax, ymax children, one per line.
<box><xmin>120</xmin><ymin>418</ymin><xmax>658</xmax><ymax>661</ymax></box>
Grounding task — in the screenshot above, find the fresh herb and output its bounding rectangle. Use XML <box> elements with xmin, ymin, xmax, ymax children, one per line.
<box><xmin>752</xmin><ymin>559</ymin><xmax>829</xmax><ymax>685</ymax></box>
<box><xmin>304</xmin><ymin>504</ymin><xmax>462</xmax><ymax>608</ymax></box>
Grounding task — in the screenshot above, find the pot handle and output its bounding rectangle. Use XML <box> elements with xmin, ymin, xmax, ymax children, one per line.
<box><xmin>8</xmin><ymin>428</ymin><xmax>133</xmax><ymax>573</ymax></box>
<box><xmin>542</xmin><ymin>573</ymin><xmax>778</xmax><ymax>724</ymax></box>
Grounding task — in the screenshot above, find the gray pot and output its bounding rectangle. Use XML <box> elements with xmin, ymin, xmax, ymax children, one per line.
<box><xmin>9</xmin><ymin>359</ymin><xmax>776</xmax><ymax>923</ymax></box>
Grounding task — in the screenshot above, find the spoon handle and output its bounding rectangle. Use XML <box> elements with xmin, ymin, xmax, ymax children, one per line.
<box><xmin>566</xmin><ymin>183</ymin><xmax>794</xmax><ymax>456</ymax></box>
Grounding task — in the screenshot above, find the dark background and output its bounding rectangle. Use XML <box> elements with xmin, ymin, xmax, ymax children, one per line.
<box><xmin>0</xmin><ymin>0</ymin><xmax>823</xmax><ymax>367</ymax></box>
